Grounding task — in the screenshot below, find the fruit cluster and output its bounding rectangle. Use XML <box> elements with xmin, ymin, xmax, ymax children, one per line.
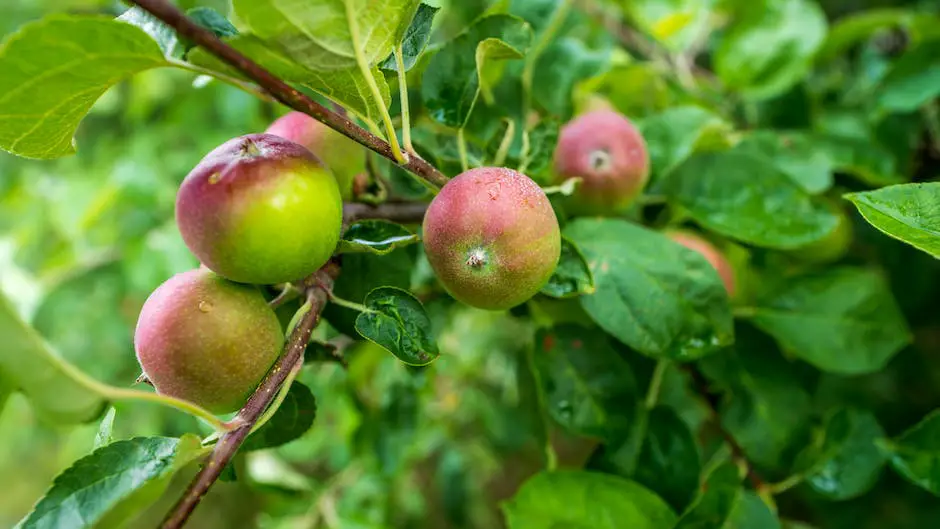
<box><xmin>135</xmin><ymin>116</ymin><xmax>349</xmax><ymax>414</ymax></box>
<box><xmin>134</xmin><ymin>107</ymin><xmax>740</xmax><ymax>415</ymax></box>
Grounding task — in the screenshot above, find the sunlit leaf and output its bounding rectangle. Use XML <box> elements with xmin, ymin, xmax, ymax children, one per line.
<box><xmin>847</xmin><ymin>183</ymin><xmax>940</xmax><ymax>259</ymax></box>
<box><xmin>0</xmin><ymin>16</ymin><xmax>166</xmax><ymax>159</ymax></box>
<box><xmin>17</xmin><ymin>436</ymin><xmax>205</xmax><ymax>529</ymax></box>
<box><xmin>0</xmin><ymin>290</ymin><xmax>105</xmax><ymax>424</ymax></box>
<box><xmin>503</xmin><ymin>471</ymin><xmax>677</xmax><ymax>529</ymax></box>
<box><xmin>715</xmin><ymin>0</ymin><xmax>827</xmax><ymax>99</ymax></box>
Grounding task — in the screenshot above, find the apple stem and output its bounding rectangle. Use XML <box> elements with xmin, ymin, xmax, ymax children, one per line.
<box><xmin>394</xmin><ymin>44</ymin><xmax>414</xmax><ymax>153</ymax></box>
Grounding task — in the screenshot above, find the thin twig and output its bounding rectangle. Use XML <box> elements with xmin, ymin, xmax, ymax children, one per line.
<box><xmin>342</xmin><ymin>201</ymin><xmax>429</xmax><ymax>224</ymax></box>
<box><xmin>160</xmin><ymin>265</ymin><xmax>340</xmax><ymax>529</ymax></box>
<box><xmin>682</xmin><ymin>364</ymin><xmax>766</xmax><ymax>490</ymax></box>
<box><xmin>128</xmin><ymin>0</ymin><xmax>448</xmax><ymax>189</ymax></box>
<box><xmin>268</xmin><ymin>284</ymin><xmax>299</xmax><ymax>309</ymax></box>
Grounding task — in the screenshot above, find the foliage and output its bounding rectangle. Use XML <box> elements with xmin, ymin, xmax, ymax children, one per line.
<box><xmin>1</xmin><ymin>0</ymin><xmax>940</xmax><ymax>528</ymax></box>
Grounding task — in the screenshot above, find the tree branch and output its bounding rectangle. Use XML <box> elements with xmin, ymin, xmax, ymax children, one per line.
<box><xmin>682</xmin><ymin>364</ymin><xmax>766</xmax><ymax>490</ymax></box>
<box><xmin>160</xmin><ymin>263</ymin><xmax>340</xmax><ymax>529</ymax></box>
<box><xmin>128</xmin><ymin>0</ymin><xmax>449</xmax><ymax>189</ymax></box>
<box><xmin>343</xmin><ymin>201</ymin><xmax>429</xmax><ymax>225</ymax></box>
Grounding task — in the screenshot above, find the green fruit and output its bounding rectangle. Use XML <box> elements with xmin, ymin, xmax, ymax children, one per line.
<box><xmin>788</xmin><ymin>206</ymin><xmax>853</xmax><ymax>264</ymax></box>
<box><xmin>422</xmin><ymin>167</ymin><xmax>561</xmax><ymax>310</ymax></box>
<box><xmin>553</xmin><ymin>110</ymin><xmax>650</xmax><ymax>215</ymax></box>
<box><xmin>176</xmin><ymin>133</ymin><xmax>343</xmax><ymax>285</ymax></box>
<box><xmin>266</xmin><ymin>111</ymin><xmax>365</xmax><ymax>200</ymax></box>
<box><xmin>666</xmin><ymin>230</ymin><xmax>736</xmax><ymax>297</ymax></box>
<box><xmin>134</xmin><ymin>268</ymin><xmax>284</xmax><ymax>414</ymax></box>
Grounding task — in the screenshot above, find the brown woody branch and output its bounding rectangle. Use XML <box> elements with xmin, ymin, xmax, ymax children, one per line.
<box><xmin>682</xmin><ymin>364</ymin><xmax>766</xmax><ymax>490</ymax></box>
<box><xmin>160</xmin><ymin>263</ymin><xmax>340</xmax><ymax>529</ymax></box>
<box><xmin>128</xmin><ymin>0</ymin><xmax>449</xmax><ymax>189</ymax></box>
<box><xmin>343</xmin><ymin>201</ymin><xmax>429</xmax><ymax>225</ymax></box>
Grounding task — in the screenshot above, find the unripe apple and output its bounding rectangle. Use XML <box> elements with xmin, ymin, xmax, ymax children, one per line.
<box><xmin>176</xmin><ymin>133</ymin><xmax>342</xmax><ymax>285</ymax></box>
<box><xmin>667</xmin><ymin>230</ymin><xmax>736</xmax><ymax>297</ymax></box>
<box><xmin>422</xmin><ymin>167</ymin><xmax>561</xmax><ymax>310</ymax></box>
<box><xmin>266</xmin><ymin>112</ymin><xmax>365</xmax><ymax>200</ymax></box>
<box><xmin>553</xmin><ymin>110</ymin><xmax>650</xmax><ymax>215</ymax></box>
<box><xmin>788</xmin><ymin>205</ymin><xmax>853</xmax><ymax>264</ymax></box>
<box><xmin>134</xmin><ymin>268</ymin><xmax>283</xmax><ymax>414</ymax></box>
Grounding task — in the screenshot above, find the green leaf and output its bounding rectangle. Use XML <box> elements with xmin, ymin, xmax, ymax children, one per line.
<box><xmin>520</xmin><ymin>117</ymin><xmax>560</xmax><ymax>181</ymax></box>
<box><xmin>337</xmin><ymin>220</ymin><xmax>420</xmax><ymax>255</ymax></box>
<box><xmin>188</xmin><ymin>36</ymin><xmax>390</xmax><ymax>124</ymax></box>
<box><xmin>735</xmin><ymin>131</ymin><xmax>834</xmax><ymax>195</ymax></box>
<box><xmin>726</xmin><ymin>491</ymin><xmax>781</xmax><ymax>529</ymax></box>
<box><xmin>878</xmin><ymin>39</ymin><xmax>940</xmax><ymax>113</ymax></box>
<box><xmin>747</xmin><ymin>267</ymin><xmax>911</xmax><ymax>375</ymax></box>
<box><xmin>699</xmin><ymin>331</ymin><xmax>813</xmax><ymax>470</ymax></box>
<box><xmin>664</xmin><ymin>151</ymin><xmax>840</xmax><ymax>249</ymax></box>
<box><xmin>818</xmin><ymin>9</ymin><xmax>920</xmax><ymax>61</ymax></box>
<box><xmin>597</xmin><ymin>406</ymin><xmax>701</xmax><ymax>511</ymax></box>
<box><xmin>714</xmin><ymin>0</ymin><xmax>827</xmax><ymax>100</ymax></box>
<box><xmin>540</xmin><ymin>236</ymin><xmax>595</xmax><ymax>299</ymax></box>
<box><xmin>846</xmin><ymin>183</ymin><xmax>940</xmax><ymax>259</ymax></box>
<box><xmin>185</xmin><ymin>7</ymin><xmax>239</xmax><ymax>41</ymax></box>
<box><xmin>678</xmin><ymin>462</ymin><xmax>781</xmax><ymax>528</ymax></box>
<box><xmin>0</xmin><ymin>290</ymin><xmax>105</xmax><ymax>424</ymax></box>
<box><xmin>244</xmin><ymin>382</ymin><xmax>317</xmax><ymax>451</ymax></box>
<box><xmin>534</xmin><ymin>326</ymin><xmax>637</xmax><ymax>440</ymax></box>
<box><xmin>639</xmin><ymin>106</ymin><xmax>728</xmax><ymax>185</ymax></box>
<box><xmin>422</xmin><ymin>15</ymin><xmax>533</xmax><ymax>128</ymax></box>
<box><xmin>815</xmin><ymin>134</ymin><xmax>902</xmax><ymax>186</ymax></box>
<box><xmin>795</xmin><ymin>408</ymin><xmax>887</xmax><ymax>500</ymax></box>
<box><xmin>117</xmin><ymin>7</ymin><xmax>184</xmax><ymax>59</ymax></box>
<box><xmin>231</xmin><ymin>0</ymin><xmax>420</xmax><ymax>71</ymax></box>
<box><xmin>578</xmin><ymin>63</ymin><xmax>671</xmax><ymax>117</ymax></box>
<box><xmin>33</xmin><ymin>264</ymin><xmax>132</xmax><ymax>383</ymax></box>
<box><xmin>380</xmin><ymin>3</ymin><xmax>440</xmax><ymax>72</ymax></box>
<box><xmin>675</xmin><ymin>463</ymin><xmax>742</xmax><ymax>529</ymax></box>
<box><xmin>94</xmin><ymin>407</ymin><xmax>117</xmax><ymax>450</ymax></box>
<box><xmin>565</xmin><ymin>218</ymin><xmax>734</xmax><ymax>360</ymax></box>
<box><xmin>883</xmin><ymin>409</ymin><xmax>940</xmax><ymax>496</ymax></box>
<box><xmin>355</xmin><ymin>287</ymin><xmax>439</xmax><ymax>366</ymax></box>
<box><xmin>503</xmin><ymin>471</ymin><xmax>677</xmax><ymax>529</ymax></box>
<box><xmin>303</xmin><ymin>341</ymin><xmax>340</xmax><ymax>364</ymax></box>
<box><xmin>531</xmin><ymin>37</ymin><xmax>610</xmax><ymax>118</ymax></box>
<box><xmin>0</xmin><ymin>15</ymin><xmax>166</xmax><ymax>159</ymax></box>
<box><xmin>323</xmin><ymin>248</ymin><xmax>414</xmax><ymax>336</ymax></box>
<box><xmin>623</xmin><ymin>0</ymin><xmax>716</xmax><ymax>52</ymax></box>
<box><xmin>17</xmin><ymin>436</ymin><xmax>205</xmax><ymax>529</ymax></box>
<box><xmin>119</xmin><ymin>6</ymin><xmax>237</xmax><ymax>60</ymax></box>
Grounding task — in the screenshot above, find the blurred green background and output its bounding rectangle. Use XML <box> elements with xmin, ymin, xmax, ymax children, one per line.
<box><xmin>2</xmin><ymin>0</ymin><xmax>940</xmax><ymax>528</ymax></box>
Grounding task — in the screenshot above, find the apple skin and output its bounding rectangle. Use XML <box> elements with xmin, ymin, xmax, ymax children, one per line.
<box><xmin>666</xmin><ymin>230</ymin><xmax>736</xmax><ymax>297</ymax></box>
<box><xmin>788</xmin><ymin>207</ymin><xmax>853</xmax><ymax>264</ymax></box>
<box><xmin>553</xmin><ymin>110</ymin><xmax>650</xmax><ymax>215</ymax></box>
<box><xmin>422</xmin><ymin>167</ymin><xmax>561</xmax><ymax>310</ymax></box>
<box><xmin>134</xmin><ymin>268</ymin><xmax>284</xmax><ymax>414</ymax></box>
<box><xmin>266</xmin><ymin>111</ymin><xmax>365</xmax><ymax>200</ymax></box>
<box><xmin>176</xmin><ymin>133</ymin><xmax>343</xmax><ymax>285</ymax></box>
